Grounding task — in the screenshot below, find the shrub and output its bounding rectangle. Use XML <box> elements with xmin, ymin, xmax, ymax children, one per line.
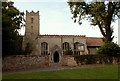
<box><xmin>24</xmin><ymin>43</ymin><xmax>32</xmax><ymax>55</ymax></box>
<box><xmin>64</xmin><ymin>48</ymin><xmax>73</xmax><ymax>55</ymax></box>
<box><xmin>74</xmin><ymin>55</ymin><xmax>120</xmax><ymax>64</ymax></box>
<box><xmin>97</xmin><ymin>41</ymin><xmax>120</xmax><ymax>55</ymax></box>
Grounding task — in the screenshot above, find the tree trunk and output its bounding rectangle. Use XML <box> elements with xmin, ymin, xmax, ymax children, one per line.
<box><xmin>104</xmin><ymin>25</ymin><xmax>113</xmax><ymax>42</ymax></box>
<box><xmin>99</xmin><ymin>2</ymin><xmax>115</xmax><ymax>42</ymax></box>
<box><xmin>104</xmin><ymin>2</ymin><xmax>115</xmax><ymax>42</ymax></box>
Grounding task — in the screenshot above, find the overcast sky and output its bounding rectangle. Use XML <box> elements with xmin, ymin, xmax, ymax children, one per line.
<box><xmin>11</xmin><ymin>0</ymin><xmax>118</xmax><ymax>43</ymax></box>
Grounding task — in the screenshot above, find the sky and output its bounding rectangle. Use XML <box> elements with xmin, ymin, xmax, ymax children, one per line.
<box><xmin>11</xmin><ymin>0</ymin><xmax>118</xmax><ymax>43</ymax></box>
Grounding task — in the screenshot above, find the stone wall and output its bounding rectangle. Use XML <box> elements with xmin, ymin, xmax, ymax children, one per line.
<box><xmin>61</xmin><ymin>55</ymin><xmax>77</xmax><ymax>67</ymax></box>
<box><xmin>2</xmin><ymin>55</ymin><xmax>49</xmax><ymax>71</ymax></box>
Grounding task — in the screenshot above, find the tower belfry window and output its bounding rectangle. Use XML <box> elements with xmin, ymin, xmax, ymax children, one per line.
<box><xmin>31</xmin><ymin>26</ymin><xmax>33</xmax><ymax>29</ymax></box>
<box><xmin>31</xmin><ymin>17</ymin><xmax>33</xmax><ymax>23</ymax></box>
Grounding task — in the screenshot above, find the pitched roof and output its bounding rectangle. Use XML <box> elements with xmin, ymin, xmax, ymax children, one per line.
<box><xmin>86</xmin><ymin>37</ymin><xmax>104</xmax><ymax>47</ymax></box>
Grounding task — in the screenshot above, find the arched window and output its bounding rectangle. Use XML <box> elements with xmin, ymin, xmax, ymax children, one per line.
<box><xmin>74</xmin><ymin>42</ymin><xmax>85</xmax><ymax>55</ymax></box>
<box><xmin>41</xmin><ymin>42</ymin><xmax>48</xmax><ymax>55</ymax></box>
<box><xmin>31</xmin><ymin>17</ymin><xmax>33</xmax><ymax>23</ymax></box>
<box><xmin>62</xmin><ymin>42</ymin><xmax>70</xmax><ymax>54</ymax></box>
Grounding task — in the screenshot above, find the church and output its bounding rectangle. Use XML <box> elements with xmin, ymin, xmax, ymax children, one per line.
<box><xmin>22</xmin><ymin>11</ymin><xmax>103</xmax><ymax>63</ymax></box>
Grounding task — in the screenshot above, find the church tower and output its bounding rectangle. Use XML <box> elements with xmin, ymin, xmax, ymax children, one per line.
<box><xmin>23</xmin><ymin>10</ymin><xmax>40</xmax><ymax>54</ymax></box>
<box><xmin>25</xmin><ymin>10</ymin><xmax>39</xmax><ymax>37</ymax></box>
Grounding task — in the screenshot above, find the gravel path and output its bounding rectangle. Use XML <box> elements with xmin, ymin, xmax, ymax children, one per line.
<box><xmin>2</xmin><ymin>64</ymin><xmax>110</xmax><ymax>74</ymax></box>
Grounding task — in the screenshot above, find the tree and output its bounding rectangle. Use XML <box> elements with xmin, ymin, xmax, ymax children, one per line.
<box><xmin>97</xmin><ymin>41</ymin><xmax>120</xmax><ymax>55</ymax></box>
<box><xmin>68</xmin><ymin>0</ymin><xmax>120</xmax><ymax>42</ymax></box>
<box><xmin>2</xmin><ymin>1</ymin><xmax>24</xmax><ymax>57</ymax></box>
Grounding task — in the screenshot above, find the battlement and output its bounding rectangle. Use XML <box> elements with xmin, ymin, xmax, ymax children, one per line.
<box><xmin>26</xmin><ymin>10</ymin><xmax>39</xmax><ymax>15</ymax></box>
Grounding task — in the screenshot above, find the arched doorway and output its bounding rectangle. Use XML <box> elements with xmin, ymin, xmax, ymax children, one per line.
<box><xmin>53</xmin><ymin>51</ymin><xmax>59</xmax><ymax>63</ymax></box>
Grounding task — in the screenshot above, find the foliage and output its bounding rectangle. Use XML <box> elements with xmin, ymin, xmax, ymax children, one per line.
<box><xmin>2</xmin><ymin>1</ymin><xmax>24</xmax><ymax>57</ymax></box>
<box><xmin>67</xmin><ymin>0</ymin><xmax>120</xmax><ymax>41</ymax></box>
<box><xmin>97</xmin><ymin>41</ymin><xmax>120</xmax><ymax>55</ymax></box>
<box><xmin>74</xmin><ymin>54</ymin><xmax>120</xmax><ymax>64</ymax></box>
<box><xmin>24</xmin><ymin>42</ymin><xmax>32</xmax><ymax>55</ymax></box>
<box><xmin>64</xmin><ymin>48</ymin><xmax>73</xmax><ymax>55</ymax></box>
<box><xmin>74</xmin><ymin>55</ymin><xmax>93</xmax><ymax>64</ymax></box>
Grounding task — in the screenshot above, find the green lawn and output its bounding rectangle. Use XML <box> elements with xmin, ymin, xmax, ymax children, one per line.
<box><xmin>3</xmin><ymin>65</ymin><xmax>119</xmax><ymax>79</ymax></box>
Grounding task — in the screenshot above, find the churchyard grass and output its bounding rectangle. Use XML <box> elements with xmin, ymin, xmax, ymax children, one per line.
<box><xmin>3</xmin><ymin>65</ymin><xmax>118</xmax><ymax>79</ymax></box>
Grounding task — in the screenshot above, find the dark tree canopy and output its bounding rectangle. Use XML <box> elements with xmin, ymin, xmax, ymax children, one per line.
<box><xmin>68</xmin><ymin>0</ymin><xmax>120</xmax><ymax>42</ymax></box>
<box><xmin>2</xmin><ymin>1</ymin><xmax>24</xmax><ymax>57</ymax></box>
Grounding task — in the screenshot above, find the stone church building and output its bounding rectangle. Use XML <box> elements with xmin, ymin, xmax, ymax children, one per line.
<box><xmin>23</xmin><ymin>11</ymin><xmax>103</xmax><ymax>64</ymax></box>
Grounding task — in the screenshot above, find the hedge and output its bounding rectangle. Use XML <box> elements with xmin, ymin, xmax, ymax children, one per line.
<box><xmin>73</xmin><ymin>54</ymin><xmax>120</xmax><ymax>65</ymax></box>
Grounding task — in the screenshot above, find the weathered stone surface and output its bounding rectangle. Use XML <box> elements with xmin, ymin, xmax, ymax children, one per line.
<box><xmin>67</xmin><ymin>56</ymin><xmax>77</xmax><ymax>67</ymax></box>
<box><xmin>2</xmin><ymin>55</ymin><xmax>49</xmax><ymax>71</ymax></box>
<box><xmin>61</xmin><ymin>56</ymin><xmax>68</xmax><ymax>66</ymax></box>
<box><xmin>61</xmin><ymin>55</ymin><xmax>77</xmax><ymax>67</ymax></box>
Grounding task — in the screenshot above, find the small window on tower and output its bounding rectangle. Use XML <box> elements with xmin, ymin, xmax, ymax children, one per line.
<box><xmin>31</xmin><ymin>17</ymin><xmax>33</xmax><ymax>23</ymax></box>
<box><xmin>31</xmin><ymin>26</ymin><xmax>33</xmax><ymax>29</ymax></box>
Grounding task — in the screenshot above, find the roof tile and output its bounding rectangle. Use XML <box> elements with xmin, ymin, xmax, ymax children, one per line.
<box><xmin>86</xmin><ymin>37</ymin><xmax>104</xmax><ymax>46</ymax></box>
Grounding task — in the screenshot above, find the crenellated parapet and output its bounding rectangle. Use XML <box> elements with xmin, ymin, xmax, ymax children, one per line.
<box><xmin>26</xmin><ymin>10</ymin><xmax>39</xmax><ymax>14</ymax></box>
